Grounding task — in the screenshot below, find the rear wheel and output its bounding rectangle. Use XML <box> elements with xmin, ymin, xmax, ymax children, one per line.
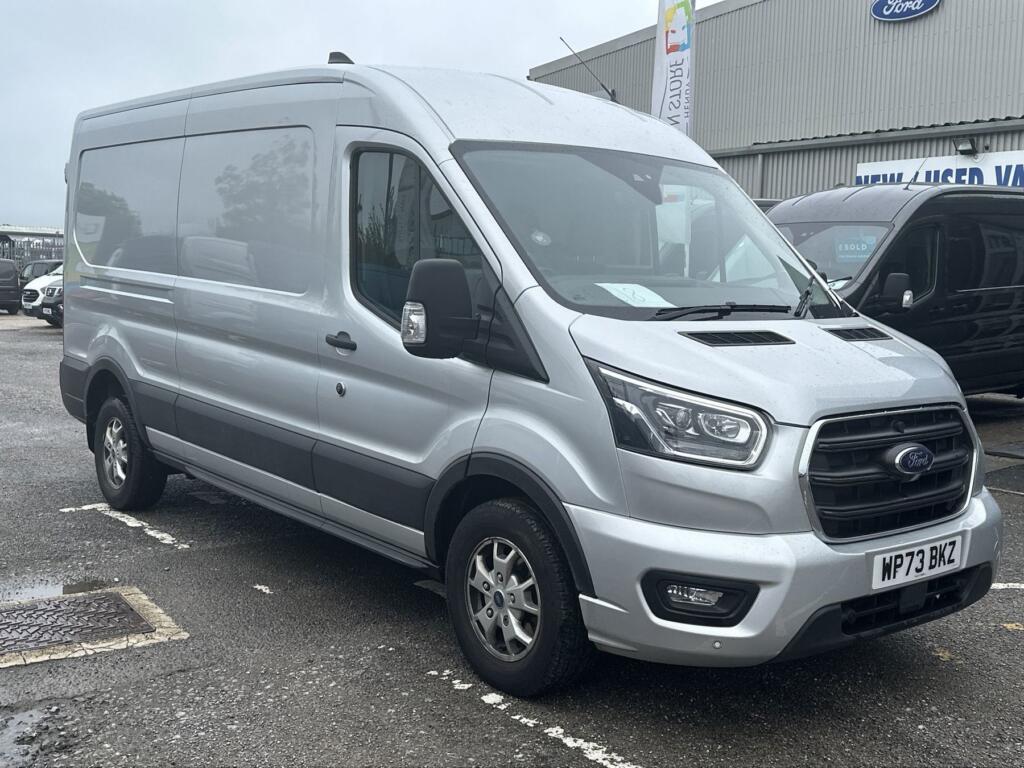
<box><xmin>446</xmin><ymin>498</ymin><xmax>596</xmax><ymax>697</ymax></box>
<box><xmin>93</xmin><ymin>397</ymin><xmax>167</xmax><ymax>510</ymax></box>
<box><xmin>5</xmin><ymin>306</ymin><xmax>18</xmax><ymax>315</ymax></box>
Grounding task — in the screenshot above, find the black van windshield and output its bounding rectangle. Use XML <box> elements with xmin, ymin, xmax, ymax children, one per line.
<box><xmin>454</xmin><ymin>142</ymin><xmax>844</xmax><ymax>320</ymax></box>
<box><xmin>774</xmin><ymin>222</ymin><xmax>890</xmax><ymax>289</ymax></box>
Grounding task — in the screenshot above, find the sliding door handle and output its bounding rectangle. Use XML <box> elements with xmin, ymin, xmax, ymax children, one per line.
<box><xmin>326</xmin><ymin>331</ymin><xmax>357</xmax><ymax>351</ymax></box>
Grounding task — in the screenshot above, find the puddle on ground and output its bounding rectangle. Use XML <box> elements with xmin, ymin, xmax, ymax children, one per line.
<box><xmin>0</xmin><ymin>709</ymin><xmax>44</xmax><ymax>768</ymax></box>
<box><xmin>0</xmin><ymin>579</ymin><xmax>111</xmax><ymax>604</ymax></box>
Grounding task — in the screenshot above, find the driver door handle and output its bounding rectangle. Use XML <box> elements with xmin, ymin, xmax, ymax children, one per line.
<box><xmin>326</xmin><ymin>331</ymin><xmax>357</xmax><ymax>351</ymax></box>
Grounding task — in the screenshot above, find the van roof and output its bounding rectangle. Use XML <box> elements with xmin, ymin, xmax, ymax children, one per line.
<box><xmin>76</xmin><ymin>65</ymin><xmax>717</xmax><ymax>167</ymax></box>
<box><xmin>769</xmin><ymin>183</ymin><xmax>1024</xmax><ymax>225</ymax></box>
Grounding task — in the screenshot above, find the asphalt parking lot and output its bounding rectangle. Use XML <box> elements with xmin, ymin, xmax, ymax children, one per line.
<box><xmin>1</xmin><ymin>314</ymin><xmax>1023</xmax><ymax>767</ymax></box>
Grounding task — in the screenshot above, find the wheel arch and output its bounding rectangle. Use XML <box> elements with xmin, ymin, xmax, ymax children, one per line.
<box><xmin>83</xmin><ymin>359</ymin><xmax>142</xmax><ymax>452</ymax></box>
<box><xmin>425</xmin><ymin>453</ymin><xmax>595</xmax><ymax>597</ymax></box>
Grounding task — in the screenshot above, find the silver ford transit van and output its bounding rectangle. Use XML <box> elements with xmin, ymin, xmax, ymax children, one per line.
<box><xmin>60</xmin><ymin>65</ymin><xmax>1001</xmax><ymax>697</ymax></box>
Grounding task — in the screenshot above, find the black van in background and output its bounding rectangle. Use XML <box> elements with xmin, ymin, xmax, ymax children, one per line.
<box><xmin>0</xmin><ymin>261</ymin><xmax>20</xmax><ymax>314</ymax></box>
<box><xmin>769</xmin><ymin>185</ymin><xmax>1024</xmax><ymax>396</ymax></box>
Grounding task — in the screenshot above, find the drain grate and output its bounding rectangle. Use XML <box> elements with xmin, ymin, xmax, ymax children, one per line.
<box><xmin>0</xmin><ymin>591</ymin><xmax>154</xmax><ymax>655</ymax></box>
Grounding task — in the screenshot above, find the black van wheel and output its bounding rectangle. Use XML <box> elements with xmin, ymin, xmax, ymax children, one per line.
<box><xmin>446</xmin><ymin>498</ymin><xmax>596</xmax><ymax>697</ymax></box>
<box><xmin>93</xmin><ymin>397</ymin><xmax>167</xmax><ymax>510</ymax></box>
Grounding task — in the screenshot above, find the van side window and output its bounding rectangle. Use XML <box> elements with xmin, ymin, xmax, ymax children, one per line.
<box><xmin>876</xmin><ymin>226</ymin><xmax>938</xmax><ymax>298</ymax></box>
<box><xmin>947</xmin><ymin>215</ymin><xmax>1024</xmax><ymax>291</ymax></box>
<box><xmin>352</xmin><ymin>151</ymin><xmax>483</xmax><ymax>323</ymax></box>
<box><xmin>178</xmin><ymin>128</ymin><xmax>315</xmax><ymax>293</ymax></box>
<box><xmin>75</xmin><ymin>140</ymin><xmax>183</xmax><ymax>273</ymax></box>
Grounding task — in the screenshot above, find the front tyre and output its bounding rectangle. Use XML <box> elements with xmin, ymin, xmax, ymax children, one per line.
<box><xmin>446</xmin><ymin>498</ymin><xmax>596</xmax><ymax>697</ymax></box>
<box><xmin>93</xmin><ymin>397</ymin><xmax>167</xmax><ymax>510</ymax></box>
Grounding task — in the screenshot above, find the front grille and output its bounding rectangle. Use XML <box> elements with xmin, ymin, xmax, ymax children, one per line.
<box><xmin>682</xmin><ymin>331</ymin><xmax>794</xmax><ymax>347</ymax></box>
<box><xmin>807</xmin><ymin>407</ymin><xmax>973</xmax><ymax>539</ymax></box>
<box><xmin>841</xmin><ymin>566</ymin><xmax>981</xmax><ymax>635</ymax></box>
<box><xmin>22</xmin><ymin>289</ymin><xmax>38</xmax><ymax>303</ymax></box>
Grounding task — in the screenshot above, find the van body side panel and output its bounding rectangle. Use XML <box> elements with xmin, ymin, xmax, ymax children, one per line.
<box><xmin>65</xmin><ymin>102</ymin><xmax>187</xmax><ymax>398</ymax></box>
<box><xmin>172</xmin><ymin>86</ymin><xmax>338</xmax><ymax>494</ymax></box>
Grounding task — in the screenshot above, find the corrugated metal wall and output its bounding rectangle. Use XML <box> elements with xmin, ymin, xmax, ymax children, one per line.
<box><xmin>719</xmin><ymin>128</ymin><xmax>1024</xmax><ymax>198</ymax></box>
<box><xmin>532</xmin><ymin>0</ymin><xmax>1024</xmax><ymax>153</ymax></box>
<box><xmin>530</xmin><ymin>0</ymin><xmax>1024</xmax><ymax>199</ymax></box>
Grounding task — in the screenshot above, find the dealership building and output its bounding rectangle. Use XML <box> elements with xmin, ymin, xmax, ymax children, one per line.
<box><xmin>530</xmin><ymin>0</ymin><xmax>1024</xmax><ymax>200</ymax></box>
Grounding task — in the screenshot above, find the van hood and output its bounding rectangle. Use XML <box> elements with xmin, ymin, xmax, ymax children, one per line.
<box><xmin>24</xmin><ymin>272</ymin><xmax>62</xmax><ymax>292</ymax></box>
<box><xmin>569</xmin><ymin>316</ymin><xmax>962</xmax><ymax>427</ymax></box>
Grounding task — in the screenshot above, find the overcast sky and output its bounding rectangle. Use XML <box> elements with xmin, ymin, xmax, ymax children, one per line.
<box><xmin>2</xmin><ymin>0</ymin><xmax>724</xmax><ymax>227</ymax></box>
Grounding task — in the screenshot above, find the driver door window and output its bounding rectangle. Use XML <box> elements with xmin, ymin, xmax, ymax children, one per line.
<box><xmin>874</xmin><ymin>226</ymin><xmax>939</xmax><ymax>303</ymax></box>
<box><xmin>352</xmin><ymin>150</ymin><xmax>483</xmax><ymax>323</ymax></box>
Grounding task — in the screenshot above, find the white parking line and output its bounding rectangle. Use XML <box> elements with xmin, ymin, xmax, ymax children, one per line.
<box><xmin>60</xmin><ymin>503</ymin><xmax>189</xmax><ymax>550</ymax></box>
<box><xmin>992</xmin><ymin>583</ymin><xmax>1024</xmax><ymax>590</ymax></box>
<box><xmin>429</xmin><ymin>671</ymin><xmax>643</xmax><ymax>768</ymax></box>
<box><xmin>990</xmin><ymin>487</ymin><xmax>1024</xmax><ymax>498</ymax></box>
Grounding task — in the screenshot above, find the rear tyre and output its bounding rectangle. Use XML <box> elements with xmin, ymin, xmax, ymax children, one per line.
<box><xmin>93</xmin><ymin>396</ymin><xmax>167</xmax><ymax>510</ymax></box>
<box><xmin>446</xmin><ymin>498</ymin><xmax>596</xmax><ymax>697</ymax></box>
<box><xmin>5</xmin><ymin>306</ymin><xmax>18</xmax><ymax>315</ymax></box>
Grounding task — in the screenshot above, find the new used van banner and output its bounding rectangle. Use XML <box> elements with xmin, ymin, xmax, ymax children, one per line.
<box><xmin>652</xmin><ymin>0</ymin><xmax>695</xmax><ymax>134</ymax></box>
<box><xmin>856</xmin><ymin>150</ymin><xmax>1024</xmax><ymax>188</ymax></box>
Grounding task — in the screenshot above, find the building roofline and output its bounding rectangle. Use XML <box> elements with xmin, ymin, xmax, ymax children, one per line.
<box><xmin>0</xmin><ymin>226</ymin><xmax>63</xmax><ymax>236</ymax></box>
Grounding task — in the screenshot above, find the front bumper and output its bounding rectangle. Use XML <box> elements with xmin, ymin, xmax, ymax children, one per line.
<box><xmin>40</xmin><ymin>297</ymin><xmax>63</xmax><ymax>321</ymax></box>
<box><xmin>568</xmin><ymin>490</ymin><xmax>1002</xmax><ymax>666</ymax></box>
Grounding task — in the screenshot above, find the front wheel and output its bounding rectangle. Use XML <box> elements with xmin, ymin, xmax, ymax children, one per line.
<box><xmin>93</xmin><ymin>397</ymin><xmax>167</xmax><ymax>510</ymax></box>
<box><xmin>446</xmin><ymin>498</ymin><xmax>596</xmax><ymax>697</ymax></box>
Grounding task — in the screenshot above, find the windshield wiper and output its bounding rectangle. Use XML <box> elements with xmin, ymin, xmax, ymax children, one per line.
<box><xmin>793</xmin><ymin>276</ymin><xmax>819</xmax><ymax>318</ymax></box>
<box><xmin>651</xmin><ymin>303</ymin><xmax>793</xmax><ymax>322</ymax></box>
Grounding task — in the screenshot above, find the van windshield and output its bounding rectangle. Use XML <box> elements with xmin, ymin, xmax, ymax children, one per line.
<box><xmin>773</xmin><ymin>222</ymin><xmax>890</xmax><ymax>289</ymax></box>
<box><xmin>455</xmin><ymin>142</ymin><xmax>844</xmax><ymax>320</ymax></box>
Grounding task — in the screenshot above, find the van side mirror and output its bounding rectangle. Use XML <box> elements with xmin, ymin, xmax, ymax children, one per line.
<box><xmin>401</xmin><ymin>259</ymin><xmax>479</xmax><ymax>359</ymax></box>
<box><xmin>881</xmin><ymin>272</ymin><xmax>913</xmax><ymax>311</ymax></box>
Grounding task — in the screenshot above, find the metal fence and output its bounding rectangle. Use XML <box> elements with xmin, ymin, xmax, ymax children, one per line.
<box><xmin>0</xmin><ymin>237</ymin><xmax>64</xmax><ymax>271</ymax></box>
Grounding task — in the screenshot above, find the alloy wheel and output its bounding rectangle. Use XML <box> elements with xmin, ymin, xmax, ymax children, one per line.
<box><xmin>102</xmin><ymin>417</ymin><xmax>128</xmax><ymax>489</ymax></box>
<box><xmin>465</xmin><ymin>537</ymin><xmax>541</xmax><ymax>661</ymax></box>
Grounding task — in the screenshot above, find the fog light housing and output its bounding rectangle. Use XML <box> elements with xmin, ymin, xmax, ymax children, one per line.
<box><xmin>642</xmin><ymin>571</ymin><xmax>758</xmax><ymax>627</ymax></box>
<box><xmin>664</xmin><ymin>584</ymin><xmax>724</xmax><ymax>608</ymax></box>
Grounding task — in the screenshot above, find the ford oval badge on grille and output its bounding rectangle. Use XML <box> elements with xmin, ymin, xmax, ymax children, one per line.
<box><xmin>893</xmin><ymin>444</ymin><xmax>935</xmax><ymax>477</ymax></box>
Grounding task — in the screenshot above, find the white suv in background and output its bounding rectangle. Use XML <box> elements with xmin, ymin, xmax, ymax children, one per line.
<box><xmin>22</xmin><ymin>265</ymin><xmax>63</xmax><ymax>317</ymax></box>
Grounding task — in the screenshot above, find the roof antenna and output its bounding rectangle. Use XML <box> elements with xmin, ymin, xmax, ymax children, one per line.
<box><xmin>559</xmin><ymin>37</ymin><xmax>616</xmax><ymax>103</ymax></box>
<box><xmin>904</xmin><ymin>155</ymin><xmax>929</xmax><ymax>190</ymax></box>
<box><xmin>328</xmin><ymin>51</ymin><xmax>354</xmax><ymax>64</ymax></box>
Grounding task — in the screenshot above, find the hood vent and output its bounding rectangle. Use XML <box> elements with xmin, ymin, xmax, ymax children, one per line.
<box><xmin>682</xmin><ymin>331</ymin><xmax>794</xmax><ymax>347</ymax></box>
<box><xmin>826</xmin><ymin>327</ymin><xmax>892</xmax><ymax>342</ymax></box>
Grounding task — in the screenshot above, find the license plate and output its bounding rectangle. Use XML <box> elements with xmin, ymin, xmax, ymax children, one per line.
<box><xmin>871</xmin><ymin>535</ymin><xmax>963</xmax><ymax>590</ymax></box>
<box><xmin>42</xmin><ymin>308</ymin><xmax>52</xmax><ymax>316</ymax></box>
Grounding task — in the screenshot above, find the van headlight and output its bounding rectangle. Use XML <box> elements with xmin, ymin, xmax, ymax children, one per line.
<box><xmin>587</xmin><ymin>362</ymin><xmax>770</xmax><ymax>469</ymax></box>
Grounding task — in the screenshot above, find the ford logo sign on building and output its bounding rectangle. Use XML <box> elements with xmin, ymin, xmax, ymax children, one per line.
<box><xmin>872</xmin><ymin>0</ymin><xmax>942</xmax><ymax>22</ymax></box>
